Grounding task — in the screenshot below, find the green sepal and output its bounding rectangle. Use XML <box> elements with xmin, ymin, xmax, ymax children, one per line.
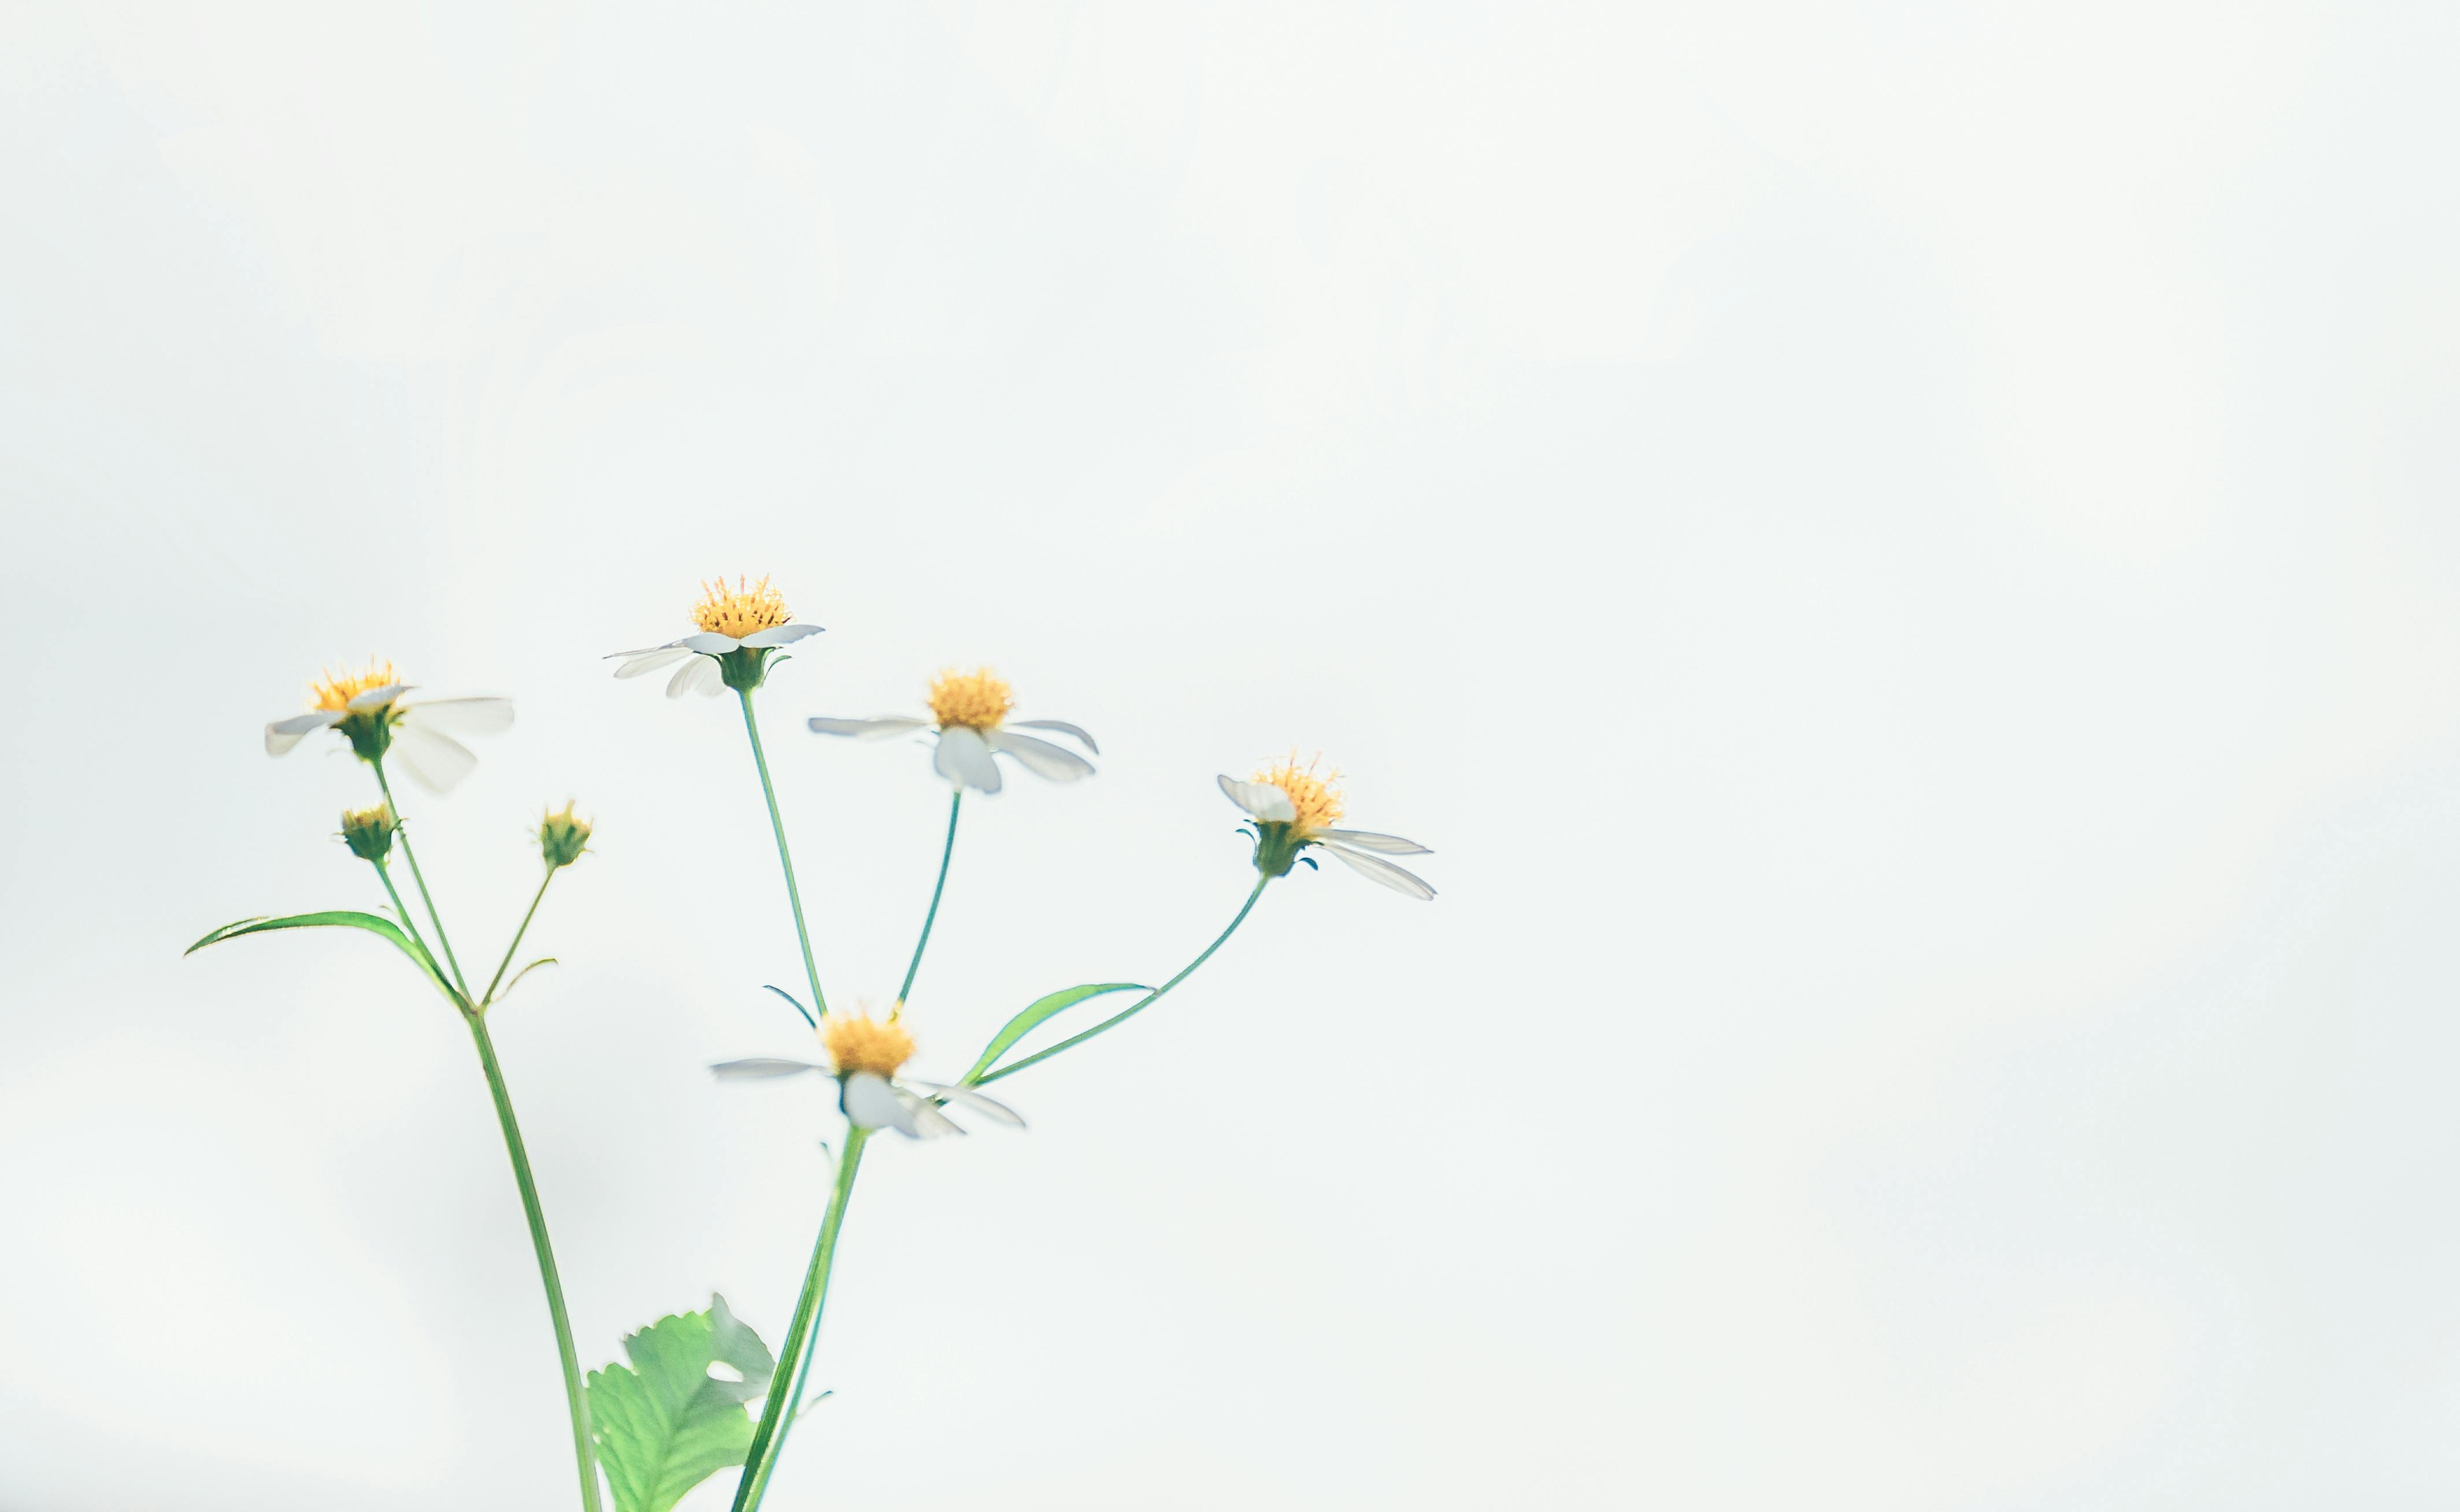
<box><xmin>186</xmin><ymin>910</ymin><xmax>452</xmax><ymax>998</ymax></box>
<box><xmin>964</xmin><ymin>982</ymin><xmax>1148</xmax><ymax>1083</ymax></box>
<box><xmin>587</xmin><ymin>1295</ymin><xmax>778</xmax><ymax>1512</ymax></box>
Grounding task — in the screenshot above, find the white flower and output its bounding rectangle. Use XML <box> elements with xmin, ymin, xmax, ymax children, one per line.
<box><xmin>262</xmin><ymin>658</ymin><xmax>513</xmax><ymax>794</ymax></box>
<box><xmin>606</xmin><ymin>576</ymin><xmax>825</xmax><ymax>698</ymax></box>
<box><xmin>712</xmin><ymin>1010</ymin><xmax>1021</xmax><ymax>1139</ymax></box>
<box><xmin>1220</xmin><ymin>756</ymin><xmax>1435</xmax><ymax>899</ymax></box>
<box><xmin>808</xmin><ymin>665</ymin><xmax>1095</xmax><ymax>795</ymax></box>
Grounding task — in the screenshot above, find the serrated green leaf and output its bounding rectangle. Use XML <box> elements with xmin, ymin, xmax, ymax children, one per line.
<box><xmin>964</xmin><ymin>982</ymin><xmax>1147</xmax><ymax>1083</ymax></box>
<box><xmin>588</xmin><ymin>1295</ymin><xmax>777</xmax><ymax>1512</ymax></box>
<box><xmin>185</xmin><ymin>910</ymin><xmax>451</xmax><ymax>996</ymax></box>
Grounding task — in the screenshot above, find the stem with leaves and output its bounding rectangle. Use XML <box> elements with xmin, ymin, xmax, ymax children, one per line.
<box><xmin>732</xmin><ymin>1125</ymin><xmax>871</xmax><ymax>1512</ymax></box>
<box><xmin>484</xmin><ymin>868</ymin><xmax>555</xmax><ymax>1006</ymax></box>
<box><xmin>373</xmin><ymin>759</ymin><xmax>471</xmax><ymax>997</ymax></box>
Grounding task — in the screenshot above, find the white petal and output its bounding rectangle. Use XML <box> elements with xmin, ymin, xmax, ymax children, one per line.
<box><xmin>612</xmin><ymin>646</ymin><xmax>694</xmax><ymax>679</ymax></box>
<box><xmin>985</xmin><ymin>729</ymin><xmax>1095</xmax><ymax>783</ymax></box>
<box><xmin>666</xmin><ymin>655</ymin><xmax>725</xmax><ymax>700</ymax></box>
<box><xmin>807</xmin><ymin>716</ymin><xmax>929</xmax><ymax>740</ymax></box>
<box><xmin>1322</xmin><ymin>842</ymin><xmax>1436</xmax><ymax>900</ymax></box>
<box><xmin>399</xmin><ymin>696</ymin><xmax>514</xmax><ymax>737</ymax></box>
<box><xmin>1314</xmin><ymin>828</ymin><xmax>1431</xmax><ymax>855</ymax></box>
<box><xmin>934</xmin><ymin>725</ymin><xmax>1003</xmax><ymax>794</ymax></box>
<box><xmin>1218</xmin><ymin>774</ymin><xmax>1296</xmax><ymax>822</ymax></box>
<box><xmin>389</xmin><ymin>723</ymin><xmax>480</xmax><ymax>793</ymax></box>
<box><xmin>741</xmin><ymin>622</ymin><xmax>824</xmax><ymax>649</ymax></box>
<box><xmin>1009</xmin><ymin>718</ymin><xmax>1099</xmax><ymax>755</ymax></box>
<box><xmin>345</xmin><ymin>682</ymin><xmax>408</xmax><ymax>712</ymax></box>
<box><xmin>710</xmin><ymin>1058</ymin><xmax>827</xmax><ymax>1080</ymax></box>
<box><xmin>264</xmin><ymin>710</ymin><xmax>342</xmax><ymax>755</ymax></box>
<box><xmin>842</xmin><ymin>1072</ymin><xmax>918</xmax><ymax>1134</ymax></box>
<box><xmin>677</xmin><ymin>632</ymin><xmax>740</xmax><ymax>654</ymax></box>
<box><xmin>903</xmin><ymin>1080</ymin><xmax>1026</xmax><ymax>1129</ymax></box>
<box><xmin>896</xmin><ymin>1087</ymin><xmax>966</xmax><ymax>1139</ymax></box>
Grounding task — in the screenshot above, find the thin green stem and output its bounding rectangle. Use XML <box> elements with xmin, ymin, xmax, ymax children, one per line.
<box><xmin>732</xmin><ymin>1125</ymin><xmax>870</xmax><ymax>1512</ymax></box>
<box><xmin>373</xmin><ymin>760</ymin><xmax>471</xmax><ymax>998</ymax></box>
<box><xmin>894</xmin><ymin>790</ymin><xmax>963</xmax><ymax>1007</ymax></box>
<box><xmin>484</xmin><ymin>868</ymin><xmax>555</xmax><ymax>1007</ymax></box>
<box><xmin>977</xmin><ymin>876</ymin><xmax>1270</xmax><ymax>1085</ymax></box>
<box><xmin>736</xmin><ymin>688</ymin><xmax>828</xmax><ymax>1018</ymax></box>
<box><xmin>371</xmin><ymin>862</ymin><xmax>434</xmax><ymax>964</ymax></box>
<box><xmin>468</xmin><ymin>1014</ymin><xmax>602</xmax><ymax>1512</ymax></box>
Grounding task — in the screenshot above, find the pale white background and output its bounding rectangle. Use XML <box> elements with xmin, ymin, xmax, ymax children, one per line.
<box><xmin>4</xmin><ymin>3</ymin><xmax>2459</xmax><ymax>1509</ymax></box>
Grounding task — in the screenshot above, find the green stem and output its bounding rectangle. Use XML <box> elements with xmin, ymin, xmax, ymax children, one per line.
<box><xmin>372</xmin><ymin>862</ymin><xmax>434</xmax><ymax>964</ymax></box>
<box><xmin>732</xmin><ymin>1125</ymin><xmax>870</xmax><ymax>1512</ymax></box>
<box><xmin>894</xmin><ymin>790</ymin><xmax>962</xmax><ymax>1008</ymax></box>
<box><xmin>736</xmin><ymin>688</ymin><xmax>828</xmax><ymax>1018</ymax></box>
<box><xmin>483</xmin><ymin>868</ymin><xmax>555</xmax><ymax>1007</ymax></box>
<box><xmin>374</xmin><ymin>760</ymin><xmax>471</xmax><ymax>998</ymax></box>
<box><xmin>978</xmin><ymin>876</ymin><xmax>1270</xmax><ymax>1085</ymax></box>
<box><xmin>468</xmin><ymin>1014</ymin><xmax>602</xmax><ymax>1512</ymax></box>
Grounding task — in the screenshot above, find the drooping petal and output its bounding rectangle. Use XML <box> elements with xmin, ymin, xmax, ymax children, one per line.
<box><xmin>842</xmin><ymin>1072</ymin><xmax>920</xmax><ymax>1135</ymax></box>
<box><xmin>895</xmin><ymin>1086</ymin><xmax>966</xmax><ymax>1139</ymax></box>
<box><xmin>1322</xmin><ymin>842</ymin><xmax>1436</xmax><ymax>900</ymax></box>
<box><xmin>1315</xmin><ymin>828</ymin><xmax>1431</xmax><ymax>855</ymax></box>
<box><xmin>665</xmin><ymin>655</ymin><xmax>724</xmax><ymax>699</ymax></box>
<box><xmin>676</xmin><ymin>632</ymin><xmax>741</xmax><ymax>655</ymax></box>
<box><xmin>935</xmin><ymin>725</ymin><xmax>1003</xmax><ymax>794</ymax></box>
<box><xmin>710</xmin><ymin>1057</ymin><xmax>827</xmax><ymax>1080</ymax></box>
<box><xmin>345</xmin><ymin>682</ymin><xmax>409</xmax><ymax>712</ymax></box>
<box><xmin>399</xmin><ymin>697</ymin><xmax>514</xmax><ymax>737</ymax></box>
<box><xmin>390</xmin><ymin>722</ymin><xmax>480</xmax><ymax>794</ymax></box>
<box><xmin>1218</xmin><ymin>774</ymin><xmax>1297</xmax><ymax>822</ymax></box>
<box><xmin>264</xmin><ymin>710</ymin><xmax>342</xmax><ymax>755</ymax></box>
<box><xmin>611</xmin><ymin>646</ymin><xmax>694</xmax><ymax>679</ymax></box>
<box><xmin>903</xmin><ymin>1079</ymin><xmax>1026</xmax><ymax>1129</ymax></box>
<box><xmin>807</xmin><ymin>716</ymin><xmax>930</xmax><ymax>740</ymax></box>
<box><xmin>985</xmin><ymin>729</ymin><xmax>1095</xmax><ymax>783</ymax></box>
<box><xmin>740</xmin><ymin>622</ymin><xmax>824</xmax><ymax>649</ymax></box>
<box><xmin>1009</xmin><ymin>718</ymin><xmax>1099</xmax><ymax>755</ymax></box>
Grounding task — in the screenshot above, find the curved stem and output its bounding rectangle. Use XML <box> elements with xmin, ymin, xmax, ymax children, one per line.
<box><xmin>977</xmin><ymin>876</ymin><xmax>1270</xmax><ymax>1085</ymax></box>
<box><xmin>468</xmin><ymin>1014</ymin><xmax>602</xmax><ymax>1512</ymax></box>
<box><xmin>374</xmin><ymin>760</ymin><xmax>471</xmax><ymax>998</ymax></box>
<box><xmin>894</xmin><ymin>790</ymin><xmax>963</xmax><ymax>1009</ymax></box>
<box><xmin>732</xmin><ymin>1125</ymin><xmax>870</xmax><ymax>1512</ymax></box>
<box><xmin>371</xmin><ymin>861</ymin><xmax>434</xmax><ymax>963</ymax></box>
<box><xmin>736</xmin><ymin>688</ymin><xmax>828</xmax><ymax>1019</ymax></box>
<box><xmin>484</xmin><ymin>868</ymin><xmax>555</xmax><ymax>1007</ymax></box>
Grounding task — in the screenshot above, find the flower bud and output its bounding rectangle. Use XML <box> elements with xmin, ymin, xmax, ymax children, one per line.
<box><xmin>538</xmin><ymin>802</ymin><xmax>593</xmax><ymax>870</ymax></box>
<box><xmin>339</xmin><ymin>802</ymin><xmax>399</xmax><ymax>863</ymax></box>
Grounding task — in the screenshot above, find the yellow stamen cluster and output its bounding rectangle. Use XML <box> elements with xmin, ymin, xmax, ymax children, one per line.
<box><xmin>1255</xmin><ymin>752</ymin><xmax>1345</xmax><ymax>832</ymax></box>
<box><xmin>821</xmin><ymin>1011</ymin><xmax>916</xmax><ymax>1078</ymax></box>
<box><xmin>927</xmin><ymin>666</ymin><xmax>1014</xmax><ymax>731</ymax></box>
<box><xmin>310</xmin><ymin>658</ymin><xmax>401</xmax><ymax>712</ymax></box>
<box><xmin>692</xmin><ymin>575</ymin><xmax>793</xmax><ymax>639</ymax></box>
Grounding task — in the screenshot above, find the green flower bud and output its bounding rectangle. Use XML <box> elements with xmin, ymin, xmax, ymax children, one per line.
<box><xmin>339</xmin><ymin>802</ymin><xmax>399</xmax><ymax>863</ymax></box>
<box><xmin>538</xmin><ymin>802</ymin><xmax>593</xmax><ymax>870</ymax></box>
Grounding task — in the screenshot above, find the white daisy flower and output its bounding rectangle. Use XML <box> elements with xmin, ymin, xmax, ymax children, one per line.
<box><xmin>606</xmin><ymin>575</ymin><xmax>825</xmax><ymax>698</ymax></box>
<box><xmin>712</xmin><ymin>1009</ymin><xmax>1024</xmax><ymax>1140</ymax></box>
<box><xmin>806</xmin><ymin>665</ymin><xmax>1095</xmax><ymax>795</ymax></box>
<box><xmin>1220</xmin><ymin>754</ymin><xmax>1435</xmax><ymax>900</ymax></box>
<box><xmin>262</xmin><ymin>658</ymin><xmax>514</xmax><ymax>794</ymax></box>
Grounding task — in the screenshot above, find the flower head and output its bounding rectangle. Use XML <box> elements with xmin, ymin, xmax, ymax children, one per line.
<box><xmin>339</xmin><ymin>801</ymin><xmax>399</xmax><ymax>863</ymax></box>
<box><xmin>1219</xmin><ymin>753</ymin><xmax>1435</xmax><ymax>899</ymax></box>
<box><xmin>538</xmin><ymin>802</ymin><xmax>593</xmax><ymax>870</ymax></box>
<box><xmin>713</xmin><ymin>1003</ymin><xmax>1024</xmax><ymax>1140</ymax></box>
<box><xmin>264</xmin><ymin>659</ymin><xmax>513</xmax><ymax>794</ymax></box>
<box><xmin>821</xmin><ymin>1010</ymin><xmax>915</xmax><ymax>1079</ymax></box>
<box><xmin>809</xmin><ymin>666</ymin><xmax>1096</xmax><ymax>794</ymax></box>
<box><xmin>606</xmin><ymin>576</ymin><xmax>824</xmax><ymax>698</ymax></box>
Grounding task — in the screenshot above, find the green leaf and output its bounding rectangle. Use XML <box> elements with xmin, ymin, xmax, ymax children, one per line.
<box><xmin>186</xmin><ymin>910</ymin><xmax>451</xmax><ymax>996</ymax></box>
<box><xmin>588</xmin><ymin>1295</ymin><xmax>777</xmax><ymax>1512</ymax></box>
<box><xmin>964</xmin><ymin>982</ymin><xmax>1148</xmax><ymax>1083</ymax></box>
<box><xmin>493</xmin><ymin>957</ymin><xmax>558</xmax><ymax>1004</ymax></box>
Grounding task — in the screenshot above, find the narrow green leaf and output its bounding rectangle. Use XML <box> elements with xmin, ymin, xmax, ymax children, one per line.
<box><xmin>964</xmin><ymin>982</ymin><xmax>1148</xmax><ymax>1083</ymax></box>
<box><xmin>588</xmin><ymin>1295</ymin><xmax>778</xmax><ymax>1512</ymax></box>
<box><xmin>185</xmin><ymin>910</ymin><xmax>450</xmax><ymax>995</ymax></box>
<box><xmin>495</xmin><ymin>957</ymin><xmax>558</xmax><ymax>1003</ymax></box>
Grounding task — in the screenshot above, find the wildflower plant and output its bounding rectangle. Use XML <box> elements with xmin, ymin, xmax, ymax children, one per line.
<box><xmin>194</xmin><ymin>577</ymin><xmax>1434</xmax><ymax>1512</ymax></box>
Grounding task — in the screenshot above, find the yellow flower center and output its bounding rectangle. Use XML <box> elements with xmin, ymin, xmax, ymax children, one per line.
<box><xmin>692</xmin><ymin>575</ymin><xmax>794</xmax><ymax>638</ymax></box>
<box><xmin>340</xmin><ymin>801</ymin><xmax>395</xmax><ymax>831</ymax></box>
<box><xmin>821</xmin><ymin>1012</ymin><xmax>916</xmax><ymax>1079</ymax></box>
<box><xmin>1254</xmin><ymin>753</ymin><xmax>1344</xmax><ymax>832</ymax></box>
<box><xmin>310</xmin><ymin>658</ymin><xmax>401</xmax><ymax>712</ymax></box>
<box><xmin>927</xmin><ymin>666</ymin><xmax>1013</xmax><ymax>731</ymax></box>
